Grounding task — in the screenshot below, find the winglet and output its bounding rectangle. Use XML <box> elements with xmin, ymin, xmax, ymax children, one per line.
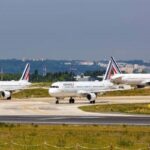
<box><xmin>20</xmin><ymin>63</ymin><xmax>30</xmax><ymax>81</ymax></box>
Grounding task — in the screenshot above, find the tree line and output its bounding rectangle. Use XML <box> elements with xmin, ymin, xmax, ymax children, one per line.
<box><xmin>0</xmin><ymin>70</ymin><xmax>104</xmax><ymax>82</ymax></box>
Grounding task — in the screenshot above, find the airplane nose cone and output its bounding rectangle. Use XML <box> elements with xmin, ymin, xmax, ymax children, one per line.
<box><xmin>48</xmin><ymin>88</ymin><xmax>53</xmax><ymax>96</ymax></box>
<box><xmin>28</xmin><ymin>82</ymin><xmax>32</xmax><ymax>86</ymax></box>
<box><xmin>49</xmin><ymin>88</ymin><xmax>58</xmax><ymax>96</ymax></box>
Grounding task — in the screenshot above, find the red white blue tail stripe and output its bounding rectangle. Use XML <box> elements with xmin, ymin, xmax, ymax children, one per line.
<box><xmin>20</xmin><ymin>63</ymin><xmax>30</xmax><ymax>81</ymax></box>
<box><xmin>103</xmin><ymin>60</ymin><xmax>112</xmax><ymax>80</ymax></box>
<box><xmin>103</xmin><ymin>57</ymin><xmax>121</xmax><ymax>80</ymax></box>
<box><xmin>111</xmin><ymin>57</ymin><xmax>122</xmax><ymax>74</ymax></box>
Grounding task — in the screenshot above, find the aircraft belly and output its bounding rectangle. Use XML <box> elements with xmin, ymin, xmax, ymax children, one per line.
<box><xmin>62</xmin><ymin>90</ymin><xmax>77</xmax><ymax>97</ymax></box>
<box><xmin>0</xmin><ymin>84</ymin><xmax>25</xmax><ymax>91</ymax></box>
<box><xmin>53</xmin><ymin>89</ymin><xmax>77</xmax><ymax>97</ymax></box>
<box><xmin>122</xmin><ymin>79</ymin><xmax>142</xmax><ymax>85</ymax></box>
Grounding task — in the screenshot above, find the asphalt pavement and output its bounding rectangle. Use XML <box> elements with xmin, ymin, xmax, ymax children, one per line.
<box><xmin>0</xmin><ymin>115</ymin><xmax>150</xmax><ymax>125</ymax></box>
<box><xmin>0</xmin><ymin>97</ymin><xmax>150</xmax><ymax>125</ymax></box>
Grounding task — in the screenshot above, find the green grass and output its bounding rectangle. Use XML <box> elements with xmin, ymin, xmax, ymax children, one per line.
<box><xmin>80</xmin><ymin>103</ymin><xmax>150</xmax><ymax>114</ymax></box>
<box><xmin>0</xmin><ymin>124</ymin><xmax>149</xmax><ymax>150</ymax></box>
<box><xmin>31</xmin><ymin>82</ymin><xmax>51</xmax><ymax>88</ymax></box>
<box><xmin>13</xmin><ymin>88</ymin><xmax>49</xmax><ymax>99</ymax></box>
<box><xmin>101</xmin><ymin>88</ymin><xmax>150</xmax><ymax>97</ymax></box>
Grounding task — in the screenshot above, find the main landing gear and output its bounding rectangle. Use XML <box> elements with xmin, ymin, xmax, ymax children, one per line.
<box><xmin>69</xmin><ymin>97</ymin><xmax>75</xmax><ymax>104</ymax></box>
<box><xmin>90</xmin><ymin>100</ymin><xmax>95</xmax><ymax>104</ymax></box>
<box><xmin>55</xmin><ymin>97</ymin><xmax>75</xmax><ymax>104</ymax></box>
<box><xmin>7</xmin><ymin>96</ymin><xmax>11</xmax><ymax>100</ymax></box>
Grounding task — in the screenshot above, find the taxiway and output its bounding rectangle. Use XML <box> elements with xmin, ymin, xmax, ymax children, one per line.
<box><xmin>0</xmin><ymin>96</ymin><xmax>150</xmax><ymax>125</ymax></box>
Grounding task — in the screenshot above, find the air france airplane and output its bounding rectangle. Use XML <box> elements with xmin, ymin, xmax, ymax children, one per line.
<box><xmin>0</xmin><ymin>64</ymin><xmax>31</xmax><ymax>100</ymax></box>
<box><xmin>49</xmin><ymin>60</ymin><xmax>125</xmax><ymax>104</ymax></box>
<box><xmin>110</xmin><ymin>57</ymin><xmax>150</xmax><ymax>88</ymax></box>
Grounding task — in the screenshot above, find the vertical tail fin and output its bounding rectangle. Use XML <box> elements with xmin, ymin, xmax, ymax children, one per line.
<box><xmin>20</xmin><ymin>63</ymin><xmax>30</xmax><ymax>81</ymax></box>
<box><xmin>103</xmin><ymin>57</ymin><xmax>122</xmax><ymax>81</ymax></box>
<box><xmin>103</xmin><ymin>60</ymin><xmax>113</xmax><ymax>81</ymax></box>
<box><xmin>111</xmin><ymin>57</ymin><xmax>122</xmax><ymax>74</ymax></box>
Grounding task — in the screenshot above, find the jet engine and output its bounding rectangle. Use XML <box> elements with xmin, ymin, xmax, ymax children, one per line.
<box><xmin>1</xmin><ymin>91</ymin><xmax>11</xmax><ymax>100</ymax></box>
<box><xmin>87</xmin><ymin>93</ymin><xmax>96</xmax><ymax>103</ymax></box>
<box><xmin>136</xmin><ymin>85</ymin><xmax>145</xmax><ymax>89</ymax></box>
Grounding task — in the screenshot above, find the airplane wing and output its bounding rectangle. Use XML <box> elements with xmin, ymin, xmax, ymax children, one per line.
<box><xmin>77</xmin><ymin>90</ymin><xmax>90</xmax><ymax>96</ymax></box>
<box><xmin>77</xmin><ymin>85</ymin><xmax>131</xmax><ymax>96</ymax></box>
<box><xmin>77</xmin><ymin>90</ymin><xmax>100</xmax><ymax>96</ymax></box>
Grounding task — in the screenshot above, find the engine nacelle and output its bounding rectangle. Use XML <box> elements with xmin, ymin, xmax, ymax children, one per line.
<box><xmin>136</xmin><ymin>85</ymin><xmax>145</xmax><ymax>89</ymax></box>
<box><xmin>1</xmin><ymin>91</ymin><xmax>11</xmax><ymax>100</ymax></box>
<box><xmin>86</xmin><ymin>93</ymin><xmax>96</xmax><ymax>101</ymax></box>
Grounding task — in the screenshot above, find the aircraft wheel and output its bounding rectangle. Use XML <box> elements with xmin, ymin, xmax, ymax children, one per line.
<box><xmin>90</xmin><ymin>100</ymin><xmax>95</xmax><ymax>104</ymax></box>
<box><xmin>69</xmin><ymin>99</ymin><xmax>73</xmax><ymax>104</ymax></box>
<box><xmin>69</xmin><ymin>99</ymin><xmax>71</xmax><ymax>104</ymax></box>
<box><xmin>56</xmin><ymin>100</ymin><xmax>59</xmax><ymax>104</ymax></box>
<box><xmin>72</xmin><ymin>99</ymin><xmax>75</xmax><ymax>104</ymax></box>
<box><xmin>7</xmin><ymin>96</ymin><xmax>11</xmax><ymax>100</ymax></box>
<box><xmin>69</xmin><ymin>98</ymin><xmax>75</xmax><ymax>104</ymax></box>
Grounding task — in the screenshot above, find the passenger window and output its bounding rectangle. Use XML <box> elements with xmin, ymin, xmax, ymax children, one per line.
<box><xmin>50</xmin><ymin>86</ymin><xmax>59</xmax><ymax>88</ymax></box>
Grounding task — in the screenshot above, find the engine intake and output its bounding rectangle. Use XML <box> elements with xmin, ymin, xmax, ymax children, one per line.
<box><xmin>1</xmin><ymin>91</ymin><xmax>11</xmax><ymax>100</ymax></box>
<box><xmin>87</xmin><ymin>93</ymin><xmax>96</xmax><ymax>101</ymax></box>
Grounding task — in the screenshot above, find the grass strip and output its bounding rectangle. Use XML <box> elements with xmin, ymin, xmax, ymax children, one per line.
<box><xmin>101</xmin><ymin>88</ymin><xmax>150</xmax><ymax>97</ymax></box>
<box><xmin>13</xmin><ymin>88</ymin><xmax>49</xmax><ymax>99</ymax></box>
<box><xmin>0</xmin><ymin>124</ymin><xmax>149</xmax><ymax>150</ymax></box>
<box><xmin>80</xmin><ymin>103</ymin><xmax>150</xmax><ymax>114</ymax></box>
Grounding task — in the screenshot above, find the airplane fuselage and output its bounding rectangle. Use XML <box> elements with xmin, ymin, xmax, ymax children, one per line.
<box><xmin>111</xmin><ymin>74</ymin><xmax>150</xmax><ymax>86</ymax></box>
<box><xmin>0</xmin><ymin>80</ymin><xmax>31</xmax><ymax>91</ymax></box>
<box><xmin>49</xmin><ymin>80</ymin><xmax>118</xmax><ymax>98</ymax></box>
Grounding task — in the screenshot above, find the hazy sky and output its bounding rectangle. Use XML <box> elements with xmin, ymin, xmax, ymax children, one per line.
<box><xmin>0</xmin><ymin>0</ymin><xmax>150</xmax><ymax>60</ymax></box>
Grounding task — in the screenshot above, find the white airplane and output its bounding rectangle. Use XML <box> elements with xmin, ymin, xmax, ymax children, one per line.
<box><xmin>49</xmin><ymin>60</ymin><xmax>126</xmax><ymax>104</ymax></box>
<box><xmin>0</xmin><ymin>63</ymin><xmax>31</xmax><ymax>100</ymax></box>
<box><xmin>110</xmin><ymin>57</ymin><xmax>150</xmax><ymax>88</ymax></box>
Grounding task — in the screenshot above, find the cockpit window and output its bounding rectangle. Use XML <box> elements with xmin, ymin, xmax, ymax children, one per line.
<box><xmin>50</xmin><ymin>86</ymin><xmax>59</xmax><ymax>88</ymax></box>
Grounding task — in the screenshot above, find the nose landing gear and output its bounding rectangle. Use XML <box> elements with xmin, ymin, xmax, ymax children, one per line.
<box><xmin>55</xmin><ymin>98</ymin><xmax>60</xmax><ymax>104</ymax></box>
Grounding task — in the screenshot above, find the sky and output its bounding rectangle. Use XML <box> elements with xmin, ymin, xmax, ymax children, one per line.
<box><xmin>0</xmin><ymin>0</ymin><xmax>150</xmax><ymax>60</ymax></box>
